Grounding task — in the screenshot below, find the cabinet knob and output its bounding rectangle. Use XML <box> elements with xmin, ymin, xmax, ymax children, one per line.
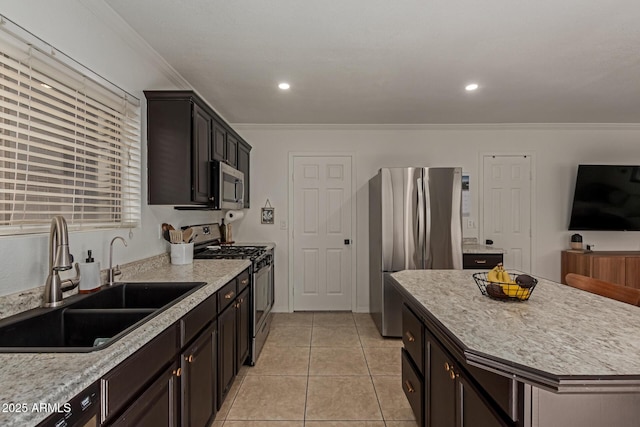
<box><xmin>173</xmin><ymin>368</ymin><xmax>182</xmax><ymax>377</ymax></box>
<box><xmin>444</xmin><ymin>362</ymin><xmax>451</xmax><ymax>372</ymax></box>
<box><xmin>225</xmin><ymin>291</ymin><xmax>235</xmax><ymax>300</ymax></box>
<box><xmin>241</xmin><ymin>279</ymin><xmax>248</xmax><ymax>285</ymax></box>
<box><xmin>449</xmin><ymin>369</ymin><xmax>457</xmax><ymax>380</ymax></box>
<box><xmin>209</xmin><ymin>197</ymin><xmax>215</xmax><ymax>202</ymax></box>
<box><xmin>405</xmin><ymin>331</ymin><xmax>415</xmax><ymax>342</ymax></box>
<box><xmin>186</xmin><ymin>355</ymin><xmax>194</xmax><ymax>363</ymax></box>
<box><xmin>404</xmin><ymin>380</ymin><xmax>415</xmax><ymax>393</ymax></box>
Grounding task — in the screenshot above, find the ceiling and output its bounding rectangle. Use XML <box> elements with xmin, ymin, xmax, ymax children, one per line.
<box><xmin>105</xmin><ymin>0</ymin><xmax>640</xmax><ymax>124</ymax></box>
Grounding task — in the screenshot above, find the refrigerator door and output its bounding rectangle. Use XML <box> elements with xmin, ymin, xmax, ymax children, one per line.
<box><xmin>381</xmin><ymin>168</ymin><xmax>424</xmax><ymax>271</ymax></box>
<box><xmin>423</xmin><ymin>167</ymin><xmax>463</xmax><ymax>269</ymax></box>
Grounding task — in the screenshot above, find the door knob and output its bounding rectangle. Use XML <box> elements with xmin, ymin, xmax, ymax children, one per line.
<box><xmin>344</xmin><ymin>239</ymin><xmax>351</xmax><ymax>245</ymax></box>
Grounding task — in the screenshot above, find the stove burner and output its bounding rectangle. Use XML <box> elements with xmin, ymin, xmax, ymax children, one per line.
<box><xmin>194</xmin><ymin>245</ymin><xmax>267</xmax><ymax>261</ymax></box>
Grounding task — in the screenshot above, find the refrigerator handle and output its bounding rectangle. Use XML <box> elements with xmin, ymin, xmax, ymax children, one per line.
<box><xmin>417</xmin><ymin>177</ymin><xmax>425</xmax><ymax>267</ymax></box>
<box><xmin>424</xmin><ymin>175</ymin><xmax>432</xmax><ymax>268</ymax></box>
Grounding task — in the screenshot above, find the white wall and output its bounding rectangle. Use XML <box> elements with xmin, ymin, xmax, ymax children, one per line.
<box><xmin>0</xmin><ymin>0</ymin><xmax>226</xmax><ymax>297</ymax></box>
<box><xmin>232</xmin><ymin>124</ymin><xmax>640</xmax><ymax>312</ymax></box>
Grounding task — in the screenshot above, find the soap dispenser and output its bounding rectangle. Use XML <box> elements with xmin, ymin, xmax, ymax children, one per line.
<box><xmin>78</xmin><ymin>250</ymin><xmax>101</xmax><ymax>293</ymax></box>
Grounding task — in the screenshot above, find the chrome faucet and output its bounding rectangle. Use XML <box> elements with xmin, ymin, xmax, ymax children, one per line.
<box><xmin>108</xmin><ymin>236</ymin><xmax>127</xmax><ymax>285</ymax></box>
<box><xmin>43</xmin><ymin>216</ymin><xmax>80</xmax><ymax>307</ymax></box>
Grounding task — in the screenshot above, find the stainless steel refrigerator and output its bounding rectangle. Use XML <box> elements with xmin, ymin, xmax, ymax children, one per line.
<box><xmin>369</xmin><ymin>167</ymin><xmax>463</xmax><ymax>337</ymax></box>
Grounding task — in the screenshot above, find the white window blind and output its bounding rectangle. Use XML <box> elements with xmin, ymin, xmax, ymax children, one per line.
<box><xmin>0</xmin><ymin>16</ymin><xmax>141</xmax><ymax>235</ymax></box>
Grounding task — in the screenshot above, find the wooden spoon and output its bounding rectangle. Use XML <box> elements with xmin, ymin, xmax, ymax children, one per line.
<box><xmin>182</xmin><ymin>227</ymin><xmax>193</xmax><ymax>243</ymax></box>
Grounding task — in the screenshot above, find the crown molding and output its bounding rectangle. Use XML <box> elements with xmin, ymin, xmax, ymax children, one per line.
<box><xmin>233</xmin><ymin>123</ymin><xmax>640</xmax><ymax>131</ymax></box>
<box><xmin>80</xmin><ymin>0</ymin><xmax>191</xmax><ymax>90</ymax></box>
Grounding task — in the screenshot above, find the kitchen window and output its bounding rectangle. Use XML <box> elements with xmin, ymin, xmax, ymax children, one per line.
<box><xmin>0</xmin><ymin>15</ymin><xmax>141</xmax><ymax>235</ymax></box>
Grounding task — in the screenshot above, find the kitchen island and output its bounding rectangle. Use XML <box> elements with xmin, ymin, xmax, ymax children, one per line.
<box><xmin>0</xmin><ymin>258</ymin><xmax>250</xmax><ymax>426</ymax></box>
<box><xmin>390</xmin><ymin>269</ymin><xmax>640</xmax><ymax>427</ymax></box>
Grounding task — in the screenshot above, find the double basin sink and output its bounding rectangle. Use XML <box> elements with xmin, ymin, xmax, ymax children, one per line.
<box><xmin>0</xmin><ymin>282</ymin><xmax>206</xmax><ymax>352</ymax></box>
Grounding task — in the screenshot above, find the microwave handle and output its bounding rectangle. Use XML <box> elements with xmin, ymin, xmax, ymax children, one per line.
<box><xmin>236</xmin><ymin>179</ymin><xmax>245</xmax><ymax>203</ymax></box>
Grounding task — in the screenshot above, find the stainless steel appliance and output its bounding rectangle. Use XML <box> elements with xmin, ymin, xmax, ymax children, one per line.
<box><xmin>189</xmin><ymin>224</ymin><xmax>273</xmax><ymax>364</ymax></box>
<box><xmin>211</xmin><ymin>161</ymin><xmax>245</xmax><ymax>210</ymax></box>
<box><xmin>38</xmin><ymin>381</ymin><xmax>100</xmax><ymax>427</ymax></box>
<box><xmin>369</xmin><ymin>167</ymin><xmax>463</xmax><ymax>337</ymax></box>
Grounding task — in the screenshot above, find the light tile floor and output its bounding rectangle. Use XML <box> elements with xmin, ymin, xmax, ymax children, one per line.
<box><xmin>212</xmin><ymin>312</ymin><xmax>419</xmax><ymax>427</ymax></box>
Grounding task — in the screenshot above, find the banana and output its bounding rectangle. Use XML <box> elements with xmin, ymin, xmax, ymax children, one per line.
<box><xmin>487</xmin><ymin>265</ymin><xmax>501</xmax><ymax>283</ymax></box>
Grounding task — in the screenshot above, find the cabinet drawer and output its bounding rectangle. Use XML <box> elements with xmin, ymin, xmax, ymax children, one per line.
<box><xmin>463</xmin><ymin>253</ymin><xmax>503</xmax><ymax>269</ymax></box>
<box><xmin>401</xmin><ymin>349</ymin><xmax>424</xmax><ymax>427</ymax></box>
<box><xmin>402</xmin><ymin>304</ymin><xmax>424</xmax><ymax>374</ymax></box>
<box><xmin>237</xmin><ymin>269</ymin><xmax>250</xmax><ymax>293</ymax></box>
<box><xmin>217</xmin><ymin>279</ymin><xmax>238</xmax><ymax>313</ymax></box>
<box><xmin>102</xmin><ymin>324</ymin><xmax>178</xmax><ymax>423</ymax></box>
<box><xmin>181</xmin><ymin>293</ymin><xmax>216</xmax><ymax>347</ymax></box>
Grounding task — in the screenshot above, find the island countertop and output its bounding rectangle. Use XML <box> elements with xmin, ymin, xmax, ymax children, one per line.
<box><xmin>0</xmin><ymin>258</ymin><xmax>250</xmax><ymax>427</ymax></box>
<box><xmin>390</xmin><ymin>269</ymin><xmax>640</xmax><ymax>392</ymax></box>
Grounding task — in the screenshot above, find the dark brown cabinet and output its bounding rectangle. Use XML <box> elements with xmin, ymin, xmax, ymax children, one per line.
<box><xmin>110</xmin><ymin>362</ymin><xmax>179</xmax><ymax>427</ymax></box>
<box><xmin>217</xmin><ymin>303</ymin><xmax>236</xmax><ymax>409</ymax></box>
<box><xmin>236</xmin><ymin>286</ymin><xmax>250</xmax><ymax>370</ymax></box>
<box><xmin>237</xmin><ymin>140</ymin><xmax>251</xmax><ymax>208</ymax></box>
<box><xmin>401</xmin><ymin>303</ymin><xmax>514</xmax><ymax>427</ymax></box>
<box><xmin>144</xmin><ymin>90</ymin><xmax>252</xmax><ymax>207</ymax></box>
<box><xmin>181</xmin><ymin>322</ymin><xmax>217</xmax><ymax>427</ymax></box>
<box><xmin>462</xmin><ymin>253</ymin><xmax>503</xmax><ymax>269</ymax></box>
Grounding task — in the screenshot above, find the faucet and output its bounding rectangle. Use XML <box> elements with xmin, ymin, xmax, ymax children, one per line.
<box><xmin>43</xmin><ymin>216</ymin><xmax>80</xmax><ymax>307</ymax></box>
<box><xmin>108</xmin><ymin>236</ymin><xmax>127</xmax><ymax>285</ymax></box>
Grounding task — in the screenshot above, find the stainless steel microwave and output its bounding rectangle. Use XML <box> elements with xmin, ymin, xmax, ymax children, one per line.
<box><xmin>211</xmin><ymin>161</ymin><xmax>244</xmax><ymax>210</ymax></box>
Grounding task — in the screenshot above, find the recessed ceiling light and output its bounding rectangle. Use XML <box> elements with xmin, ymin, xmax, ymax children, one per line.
<box><xmin>40</xmin><ymin>83</ymin><xmax>52</xmax><ymax>89</ymax></box>
<box><xmin>465</xmin><ymin>83</ymin><xmax>479</xmax><ymax>91</ymax></box>
<box><xmin>278</xmin><ymin>82</ymin><xmax>290</xmax><ymax>90</ymax></box>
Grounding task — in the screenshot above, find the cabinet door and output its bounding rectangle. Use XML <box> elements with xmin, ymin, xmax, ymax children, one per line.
<box><xmin>217</xmin><ymin>305</ymin><xmax>236</xmax><ymax>409</ymax></box>
<box><xmin>237</xmin><ymin>141</ymin><xmax>251</xmax><ymax>208</ymax></box>
<box><xmin>591</xmin><ymin>256</ymin><xmax>626</xmax><ymax>286</ymax></box>
<box><xmin>212</xmin><ymin>121</ymin><xmax>226</xmax><ymax>162</ymax></box>
<box><xmin>226</xmin><ymin>134</ymin><xmax>238</xmax><ymax>167</ymax></box>
<box><xmin>427</xmin><ymin>334</ymin><xmax>456</xmax><ymax>427</ymax></box>
<box><xmin>110</xmin><ymin>362</ymin><xmax>179</xmax><ymax>427</ymax></box>
<box><xmin>181</xmin><ymin>322</ymin><xmax>217</xmax><ymax>427</ymax></box>
<box><xmin>236</xmin><ymin>287</ymin><xmax>250</xmax><ymax>370</ymax></box>
<box><xmin>192</xmin><ymin>104</ymin><xmax>211</xmax><ymax>203</ymax></box>
<box><xmin>458</xmin><ymin>376</ymin><xmax>510</xmax><ymax>427</ymax></box>
<box><xmin>625</xmin><ymin>257</ymin><xmax>640</xmax><ymax>289</ymax></box>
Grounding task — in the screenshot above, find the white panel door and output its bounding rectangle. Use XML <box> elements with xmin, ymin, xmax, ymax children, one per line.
<box><xmin>293</xmin><ymin>156</ymin><xmax>353</xmax><ymax>310</ymax></box>
<box><xmin>482</xmin><ymin>155</ymin><xmax>532</xmax><ymax>271</ymax></box>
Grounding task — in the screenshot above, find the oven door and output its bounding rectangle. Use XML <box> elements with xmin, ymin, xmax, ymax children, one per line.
<box><xmin>254</xmin><ymin>259</ymin><xmax>272</xmax><ymax>330</ymax></box>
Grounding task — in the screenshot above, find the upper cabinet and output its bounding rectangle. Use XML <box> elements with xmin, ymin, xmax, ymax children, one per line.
<box><xmin>144</xmin><ymin>91</ymin><xmax>251</xmax><ymax>207</ymax></box>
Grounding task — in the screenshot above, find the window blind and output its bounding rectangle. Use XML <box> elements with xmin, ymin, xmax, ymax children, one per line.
<box><xmin>0</xmin><ymin>16</ymin><xmax>141</xmax><ymax>235</ymax></box>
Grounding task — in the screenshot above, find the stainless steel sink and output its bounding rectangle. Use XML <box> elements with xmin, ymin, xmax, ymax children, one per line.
<box><xmin>0</xmin><ymin>282</ymin><xmax>206</xmax><ymax>352</ymax></box>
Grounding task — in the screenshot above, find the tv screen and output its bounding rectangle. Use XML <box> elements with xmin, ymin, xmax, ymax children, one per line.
<box><xmin>569</xmin><ymin>165</ymin><xmax>640</xmax><ymax>231</ymax></box>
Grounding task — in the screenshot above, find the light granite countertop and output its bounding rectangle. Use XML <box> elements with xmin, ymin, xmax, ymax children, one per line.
<box><xmin>462</xmin><ymin>244</ymin><xmax>504</xmax><ymax>254</ymax></box>
<box><xmin>0</xmin><ymin>258</ymin><xmax>251</xmax><ymax>427</ymax></box>
<box><xmin>390</xmin><ymin>269</ymin><xmax>640</xmax><ymax>392</ymax></box>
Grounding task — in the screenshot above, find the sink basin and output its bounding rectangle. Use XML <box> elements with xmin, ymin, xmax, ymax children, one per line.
<box><xmin>0</xmin><ymin>281</ymin><xmax>206</xmax><ymax>352</ymax></box>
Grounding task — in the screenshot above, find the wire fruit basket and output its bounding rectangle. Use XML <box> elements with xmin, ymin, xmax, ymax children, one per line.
<box><xmin>473</xmin><ymin>271</ymin><xmax>538</xmax><ymax>301</ymax></box>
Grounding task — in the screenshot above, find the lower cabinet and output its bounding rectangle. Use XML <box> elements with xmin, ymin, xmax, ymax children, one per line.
<box><xmin>110</xmin><ymin>362</ymin><xmax>179</xmax><ymax>427</ymax></box>
<box><xmin>217</xmin><ymin>300</ymin><xmax>237</xmax><ymax>409</ymax></box>
<box><xmin>401</xmin><ymin>303</ymin><xmax>515</xmax><ymax>427</ymax></box>
<box><xmin>102</xmin><ymin>268</ymin><xmax>251</xmax><ymax>427</ymax></box>
<box><xmin>181</xmin><ymin>321</ymin><xmax>217</xmax><ymax>427</ymax></box>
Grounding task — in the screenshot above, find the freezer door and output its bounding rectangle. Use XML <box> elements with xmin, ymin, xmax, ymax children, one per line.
<box><xmin>381</xmin><ymin>168</ymin><xmax>424</xmax><ymax>271</ymax></box>
<box><xmin>423</xmin><ymin>167</ymin><xmax>463</xmax><ymax>269</ymax></box>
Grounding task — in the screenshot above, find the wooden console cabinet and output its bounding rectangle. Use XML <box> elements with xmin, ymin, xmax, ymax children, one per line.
<box><xmin>561</xmin><ymin>250</ymin><xmax>640</xmax><ymax>289</ymax></box>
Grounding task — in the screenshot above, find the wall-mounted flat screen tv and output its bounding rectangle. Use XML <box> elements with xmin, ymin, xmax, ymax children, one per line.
<box><xmin>569</xmin><ymin>165</ymin><xmax>640</xmax><ymax>231</ymax></box>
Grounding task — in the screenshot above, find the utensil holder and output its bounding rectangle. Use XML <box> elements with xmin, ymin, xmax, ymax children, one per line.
<box><xmin>170</xmin><ymin>242</ymin><xmax>194</xmax><ymax>265</ymax></box>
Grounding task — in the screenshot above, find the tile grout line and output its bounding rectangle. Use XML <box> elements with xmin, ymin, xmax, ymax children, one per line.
<box><xmin>357</xmin><ymin>313</ymin><xmax>389</xmax><ymax>425</ymax></box>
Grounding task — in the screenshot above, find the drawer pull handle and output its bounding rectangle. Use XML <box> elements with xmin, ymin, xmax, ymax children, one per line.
<box><xmin>449</xmin><ymin>370</ymin><xmax>456</xmax><ymax>380</ymax></box>
<box><xmin>225</xmin><ymin>291</ymin><xmax>235</xmax><ymax>300</ymax></box>
<box><xmin>404</xmin><ymin>380</ymin><xmax>415</xmax><ymax>393</ymax></box>
<box><xmin>241</xmin><ymin>279</ymin><xmax>248</xmax><ymax>285</ymax></box>
<box><xmin>405</xmin><ymin>331</ymin><xmax>415</xmax><ymax>343</ymax></box>
<box><xmin>444</xmin><ymin>362</ymin><xmax>451</xmax><ymax>372</ymax></box>
<box><xmin>474</xmin><ymin>259</ymin><xmax>487</xmax><ymax>264</ymax></box>
<box><xmin>173</xmin><ymin>368</ymin><xmax>182</xmax><ymax>377</ymax></box>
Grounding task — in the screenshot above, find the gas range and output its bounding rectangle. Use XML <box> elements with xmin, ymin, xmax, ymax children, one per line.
<box><xmin>194</xmin><ymin>245</ymin><xmax>267</xmax><ymax>261</ymax></box>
